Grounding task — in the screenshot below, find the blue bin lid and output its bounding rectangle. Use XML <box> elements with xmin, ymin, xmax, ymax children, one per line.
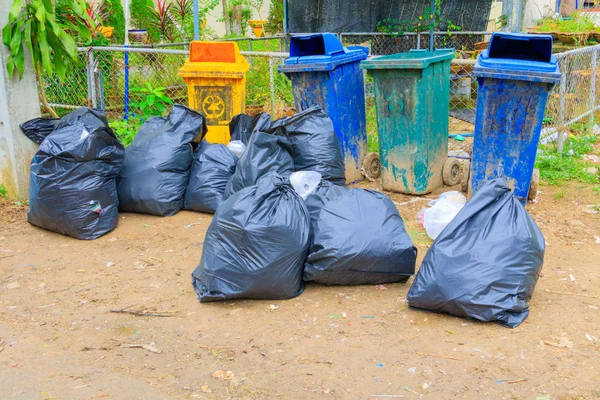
<box><xmin>279</xmin><ymin>33</ymin><xmax>369</xmax><ymax>72</ymax></box>
<box><xmin>474</xmin><ymin>33</ymin><xmax>561</xmax><ymax>84</ymax></box>
<box><xmin>360</xmin><ymin>49</ymin><xmax>454</xmax><ymax>70</ymax></box>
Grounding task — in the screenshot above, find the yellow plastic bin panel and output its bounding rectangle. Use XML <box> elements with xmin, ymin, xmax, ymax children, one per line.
<box><xmin>178</xmin><ymin>42</ymin><xmax>250</xmax><ymax>144</ymax></box>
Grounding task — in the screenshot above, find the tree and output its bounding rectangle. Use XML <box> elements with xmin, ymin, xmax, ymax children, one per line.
<box><xmin>222</xmin><ymin>0</ymin><xmax>231</xmax><ymax>35</ymax></box>
<box><xmin>131</xmin><ymin>0</ymin><xmax>160</xmax><ymax>42</ymax></box>
<box><xmin>2</xmin><ymin>0</ymin><xmax>96</xmax><ymax>117</ymax></box>
<box><xmin>265</xmin><ymin>0</ymin><xmax>283</xmax><ymax>34</ymax></box>
<box><xmin>103</xmin><ymin>0</ymin><xmax>126</xmax><ymax>43</ymax></box>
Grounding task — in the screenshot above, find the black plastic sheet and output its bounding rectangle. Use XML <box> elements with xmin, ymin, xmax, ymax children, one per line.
<box><xmin>117</xmin><ymin>105</ymin><xmax>207</xmax><ymax>216</ymax></box>
<box><xmin>19</xmin><ymin>117</ymin><xmax>60</xmax><ymax>144</ymax></box>
<box><xmin>270</xmin><ymin>107</ymin><xmax>346</xmax><ymax>185</ymax></box>
<box><xmin>223</xmin><ymin>130</ymin><xmax>294</xmax><ymax>198</ymax></box>
<box><xmin>184</xmin><ymin>140</ymin><xmax>238</xmax><ymax>214</ymax></box>
<box><xmin>407</xmin><ymin>179</ymin><xmax>545</xmax><ymax>328</ymax></box>
<box><xmin>229</xmin><ymin>112</ymin><xmax>272</xmax><ymax>145</ymax></box>
<box><xmin>192</xmin><ymin>173</ymin><xmax>311</xmax><ymax>302</ymax></box>
<box><xmin>304</xmin><ymin>181</ymin><xmax>417</xmax><ymax>285</ymax></box>
<box><xmin>28</xmin><ymin>108</ymin><xmax>125</xmax><ymax>240</ymax></box>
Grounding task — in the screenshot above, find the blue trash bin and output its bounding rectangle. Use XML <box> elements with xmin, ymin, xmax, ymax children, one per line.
<box><xmin>279</xmin><ymin>33</ymin><xmax>369</xmax><ymax>183</ymax></box>
<box><xmin>471</xmin><ymin>33</ymin><xmax>561</xmax><ymax>203</ymax></box>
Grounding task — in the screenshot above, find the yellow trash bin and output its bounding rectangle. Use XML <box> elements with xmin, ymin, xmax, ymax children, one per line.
<box><xmin>178</xmin><ymin>41</ymin><xmax>250</xmax><ymax>143</ymax></box>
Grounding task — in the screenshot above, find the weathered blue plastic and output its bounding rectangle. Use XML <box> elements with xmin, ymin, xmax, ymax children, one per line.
<box><xmin>361</xmin><ymin>49</ymin><xmax>454</xmax><ymax>194</ymax></box>
<box><xmin>279</xmin><ymin>34</ymin><xmax>369</xmax><ymax>183</ymax></box>
<box><xmin>471</xmin><ymin>32</ymin><xmax>561</xmax><ymax>203</ymax></box>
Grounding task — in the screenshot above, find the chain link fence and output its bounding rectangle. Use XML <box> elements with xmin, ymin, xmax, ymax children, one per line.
<box><xmin>38</xmin><ymin>33</ymin><xmax>600</xmax><ymax>153</ymax></box>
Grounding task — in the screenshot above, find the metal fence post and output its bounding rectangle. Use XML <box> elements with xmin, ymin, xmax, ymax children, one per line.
<box><xmin>86</xmin><ymin>49</ymin><xmax>94</xmax><ymax>107</ymax></box>
<box><xmin>589</xmin><ymin>47</ymin><xmax>597</xmax><ymax>131</ymax></box>
<box><xmin>269</xmin><ymin>55</ymin><xmax>275</xmax><ymax>115</ymax></box>
<box><xmin>557</xmin><ymin>57</ymin><xmax>567</xmax><ymax>154</ymax></box>
<box><xmin>417</xmin><ymin>33</ymin><xmax>421</xmax><ymax>49</ymax></box>
<box><xmin>89</xmin><ymin>50</ymin><xmax>98</xmax><ymax>109</ymax></box>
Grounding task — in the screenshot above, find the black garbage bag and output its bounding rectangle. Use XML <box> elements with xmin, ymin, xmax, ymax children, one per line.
<box><xmin>304</xmin><ymin>181</ymin><xmax>417</xmax><ymax>285</ymax></box>
<box><xmin>117</xmin><ymin>105</ymin><xmax>207</xmax><ymax>216</ymax></box>
<box><xmin>184</xmin><ymin>140</ymin><xmax>238</xmax><ymax>214</ymax></box>
<box><xmin>270</xmin><ymin>107</ymin><xmax>346</xmax><ymax>185</ymax></box>
<box><xmin>28</xmin><ymin>108</ymin><xmax>125</xmax><ymax>240</ymax></box>
<box><xmin>229</xmin><ymin>112</ymin><xmax>272</xmax><ymax>145</ymax></box>
<box><xmin>407</xmin><ymin>179</ymin><xmax>545</xmax><ymax>328</ymax></box>
<box><xmin>223</xmin><ymin>130</ymin><xmax>294</xmax><ymax>198</ymax></box>
<box><xmin>192</xmin><ymin>173</ymin><xmax>311</xmax><ymax>302</ymax></box>
<box><xmin>20</xmin><ymin>117</ymin><xmax>60</xmax><ymax>144</ymax></box>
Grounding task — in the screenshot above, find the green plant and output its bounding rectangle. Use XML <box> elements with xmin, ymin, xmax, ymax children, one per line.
<box><xmin>265</xmin><ymin>0</ymin><xmax>283</xmax><ymax>34</ymax></box>
<box><xmin>130</xmin><ymin>83</ymin><xmax>173</xmax><ymax>120</ymax></box>
<box><xmin>227</xmin><ymin>5</ymin><xmax>252</xmax><ymax>35</ymax></box>
<box><xmin>535</xmin><ymin>135</ymin><xmax>599</xmax><ymax>185</ymax></box>
<box><xmin>151</xmin><ymin>0</ymin><xmax>174</xmax><ymax>42</ymax></box>
<box><xmin>131</xmin><ymin>0</ymin><xmax>160</xmax><ymax>42</ymax></box>
<box><xmin>554</xmin><ymin>190</ymin><xmax>565</xmax><ymax>200</ymax></box>
<box><xmin>496</xmin><ymin>14</ymin><xmax>508</xmax><ymax>29</ymax></box>
<box><xmin>110</xmin><ymin>119</ymin><xmax>142</xmax><ymax>146</ymax></box>
<box><xmin>376</xmin><ymin>0</ymin><xmax>461</xmax><ymax>39</ymax></box>
<box><xmin>2</xmin><ymin>0</ymin><xmax>95</xmax><ymax>118</ymax></box>
<box><xmin>0</xmin><ymin>185</ymin><xmax>7</xmax><ymax>200</ymax></box>
<box><xmin>103</xmin><ymin>0</ymin><xmax>126</xmax><ymax>43</ymax></box>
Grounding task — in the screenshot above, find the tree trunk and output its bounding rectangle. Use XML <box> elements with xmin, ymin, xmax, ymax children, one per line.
<box><xmin>232</xmin><ymin>4</ymin><xmax>242</xmax><ymax>35</ymax></box>
<box><xmin>36</xmin><ymin>63</ymin><xmax>59</xmax><ymax>118</ymax></box>
<box><xmin>222</xmin><ymin>0</ymin><xmax>231</xmax><ymax>36</ymax></box>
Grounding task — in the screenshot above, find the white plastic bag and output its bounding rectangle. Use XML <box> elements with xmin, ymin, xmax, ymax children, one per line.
<box><xmin>419</xmin><ymin>191</ymin><xmax>467</xmax><ymax>240</ymax></box>
<box><xmin>290</xmin><ymin>171</ymin><xmax>322</xmax><ymax>200</ymax></box>
<box><xmin>227</xmin><ymin>140</ymin><xmax>246</xmax><ymax>159</ymax></box>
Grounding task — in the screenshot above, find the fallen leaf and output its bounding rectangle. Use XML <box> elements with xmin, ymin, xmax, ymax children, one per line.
<box><xmin>127</xmin><ymin>344</ymin><xmax>162</xmax><ymax>354</ymax></box>
<box><xmin>212</xmin><ymin>370</ymin><xmax>234</xmax><ymax>380</ymax></box>
<box><xmin>543</xmin><ymin>336</ymin><xmax>573</xmax><ymax>349</ymax></box>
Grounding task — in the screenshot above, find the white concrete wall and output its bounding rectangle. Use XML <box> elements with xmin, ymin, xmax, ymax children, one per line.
<box><xmin>205</xmin><ymin>1</ymin><xmax>272</xmax><ymax>37</ymax></box>
<box><xmin>0</xmin><ymin>0</ymin><xmax>40</xmax><ymax>200</ymax></box>
<box><xmin>523</xmin><ymin>0</ymin><xmax>558</xmax><ymax>29</ymax></box>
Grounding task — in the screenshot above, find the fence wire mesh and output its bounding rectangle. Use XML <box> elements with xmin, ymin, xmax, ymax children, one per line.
<box><xmin>38</xmin><ymin>34</ymin><xmax>600</xmax><ymax>153</ymax></box>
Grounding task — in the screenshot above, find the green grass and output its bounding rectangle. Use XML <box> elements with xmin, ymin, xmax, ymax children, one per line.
<box><xmin>366</xmin><ymin>98</ymin><xmax>379</xmax><ymax>153</ymax></box>
<box><xmin>535</xmin><ymin>134</ymin><xmax>599</xmax><ymax>186</ymax></box>
<box><xmin>0</xmin><ymin>185</ymin><xmax>7</xmax><ymax>200</ymax></box>
<box><xmin>554</xmin><ymin>190</ymin><xmax>565</xmax><ymax>200</ymax></box>
<box><xmin>110</xmin><ymin>118</ymin><xmax>143</xmax><ymax>147</ymax></box>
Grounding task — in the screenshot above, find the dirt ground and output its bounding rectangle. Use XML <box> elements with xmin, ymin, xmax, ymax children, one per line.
<box><xmin>1</xmin><ymin>181</ymin><xmax>599</xmax><ymax>400</ymax></box>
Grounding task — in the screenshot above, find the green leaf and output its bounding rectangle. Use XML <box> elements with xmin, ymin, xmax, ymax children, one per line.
<box><xmin>10</xmin><ymin>27</ymin><xmax>21</xmax><ymax>56</ymax></box>
<box><xmin>15</xmin><ymin>44</ymin><xmax>25</xmax><ymax>78</ymax></box>
<box><xmin>34</xmin><ymin>1</ymin><xmax>47</xmax><ymax>26</ymax></box>
<box><xmin>6</xmin><ymin>55</ymin><xmax>15</xmax><ymax>78</ymax></box>
<box><xmin>146</xmin><ymin>94</ymin><xmax>156</xmax><ymax>106</ymax></box>
<box><xmin>59</xmin><ymin>31</ymin><xmax>77</xmax><ymax>59</ymax></box>
<box><xmin>37</xmin><ymin>29</ymin><xmax>52</xmax><ymax>75</ymax></box>
<box><xmin>9</xmin><ymin>0</ymin><xmax>22</xmax><ymax>20</ymax></box>
<box><xmin>2</xmin><ymin>22</ymin><xmax>13</xmax><ymax>47</ymax></box>
<box><xmin>24</xmin><ymin>20</ymin><xmax>32</xmax><ymax>54</ymax></box>
<box><xmin>40</xmin><ymin>0</ymin><xmax>52</xmax><ymax>12</ymax></box>
<box><xmin>54</xmin><ymin>51</ymin><xmax>67</xmax><ymax>80</ymax></box>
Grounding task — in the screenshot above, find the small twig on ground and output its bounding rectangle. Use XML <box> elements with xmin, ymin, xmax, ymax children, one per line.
<box><xmin>110</xmin><ymin>307</ymin><xmax>180</xmax><ymax>318</ymax></box>
<box><xmin>38</xmin><ymin>303</ymin><xmax>57</xmax><ymax>308</ymax></box>
<box><xmin>71</xmin><ymin>384</ymin><xmax>89</xmax><ymax>389</ymax></box>
<box><xmin>547</xmin><ymin>290</ymin><xmax>598</xmax><ymax>299</ymax></box>
<box><xmin>0</xmin><ymin>338</ymin><xmax>5</xmax><ymax>353</ymax></box>
<box><xmin>136</xmin><ymin>258</ymin><xmax>155</xmax><ymax>266</ymax></box>
<box><xmin>416</xmin><ymin>351</ymin><xmax>462</xmax><ymax>361</ymax></box>
<box><xmin>507</xmin><ymin>378</ymin><xmax>527</xmax><ymax>384</ymax></box>
<box><xmin>370</xmin><ymin>395</ymin><xmax>406</xmax><ymax>399</ymax></box>
<box><xmin>0</xmin><ymin>254</ymin><xmax>16</xmax><ymax>260</ymax></box>
<box><xmin>126</xmin><ymin>344</ymin><xmax>162</xmax><ymax>354</ymax></box>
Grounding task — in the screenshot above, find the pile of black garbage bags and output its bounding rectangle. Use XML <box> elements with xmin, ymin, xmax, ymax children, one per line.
<box><xmin>25</xmin><ymin>105</ymin><xmax>544</xmax><ymax>328</ymax></box>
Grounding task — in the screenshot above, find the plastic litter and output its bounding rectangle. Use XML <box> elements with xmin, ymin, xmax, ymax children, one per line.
<box><xmin>223</xmin><ymin>130</ymin><xmax>294</xmax><ymax>198</ymax></box>
<box><xmin>407</xmin><ymin>179</ymin><xmax>545</xmax><ymax>328</ymax></box>
<box><xmin>290</xmin><ymin>171</ymin><xmax>322</xmax><ymax>200</ymax></box>
<box><xmin>28</xmin><ymin>108</ymin><xmax>125</xmax><ymax>240</ymax></box>
<box><xmin>229</xmin><ymin>112</ymin><xmax>272</xmax><ymax>145</ymax></box>
<box><xmin>227</xmin><ymin>140</ymin><xmax>246</xmax><ymax>158</ymax></box>
<box><xmin>303</xmin><ymin>181</ymin><xmax>417</xmax><ymax>285</ymax></box>
<box><xmin>117</xmin><ymin>104</ymin><xmax>207</xmax><ymax>216</ymax></box>
<box><xmin>184</xmin><ymin>140</ymin><xmax>238</xmax><ymax>214</ymax></box>
<box><xmin>19</xmin><ymin>117</ymin><xmax>60</xmax><ymax>144</ymax></box>
<box><xmin>269</xmin><ymin>107</ymin><xmax>346</xmax><ymax>185</ymax></box>
<box><xmin>417</xmin><ymin>191</ymin><xmax>467</xmax><ymax>240</ymax></box>
<box><xmin>192</xmin><ymin>173</ymin><xmax>310</xmax><ymax>302</ymax></box>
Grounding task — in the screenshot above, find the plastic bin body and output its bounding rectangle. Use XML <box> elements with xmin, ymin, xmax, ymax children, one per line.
<box><xmin>471</xmin><ymin>33</ymin><xmax>561</xmax><ymax>202</ymax></box>
<box><xmin>178</xmin><ymin>42</ymin><xmax>250</xmax><ymax>144</ymax></box>
<box><xmin>279</xmin><ymin>34</ymin><xmax>369</xmax><ymax>183</ymax></box>
<box><xmin>361</xmin><ymin>50</ymin><xmax>454</xmax><ymax>195</ymax></box>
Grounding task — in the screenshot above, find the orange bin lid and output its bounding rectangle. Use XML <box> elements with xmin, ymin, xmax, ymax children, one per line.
<box><xmin>190</xmin><ymin>41</ymin><xmax>241</xmax><ymax>63</ymax></box>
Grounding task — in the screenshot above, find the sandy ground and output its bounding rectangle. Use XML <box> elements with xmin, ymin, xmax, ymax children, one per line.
<box><xmin>0</xmin><ymin>181</ymin><xmax>599</xmax><ymax>400</ymax></box>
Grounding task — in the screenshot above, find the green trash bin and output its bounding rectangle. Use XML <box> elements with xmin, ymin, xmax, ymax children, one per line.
<box><xmin>361</xmin><ymin>49</ymin><xmax>454</xmax><ymax>195</ymax></box>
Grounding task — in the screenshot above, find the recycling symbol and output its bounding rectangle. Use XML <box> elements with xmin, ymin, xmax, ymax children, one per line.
<box><xmin>202</xmin><ymin>95</ymin><xmax>226</xmax><ymax>120</ymax></box>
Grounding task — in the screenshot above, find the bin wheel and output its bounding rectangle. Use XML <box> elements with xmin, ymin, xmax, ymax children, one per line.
<box><xmin>443</xmin><ymin>158</ymin><xmax>462</xmax><ymax>186</ymax></box>
<box><xmin>461</xmin><ymin>160</ymin><xmax>471</xmax><ymax>193</ymax></box>
<box><xmin>528</xmin><ymin>168</ymin><xmax>540</xmax><ymax>202</ymax></box>
<box><xmin>362</xmin><ymin>152</ymin><xmax>381</xmax><ymax>181</ymax></box>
